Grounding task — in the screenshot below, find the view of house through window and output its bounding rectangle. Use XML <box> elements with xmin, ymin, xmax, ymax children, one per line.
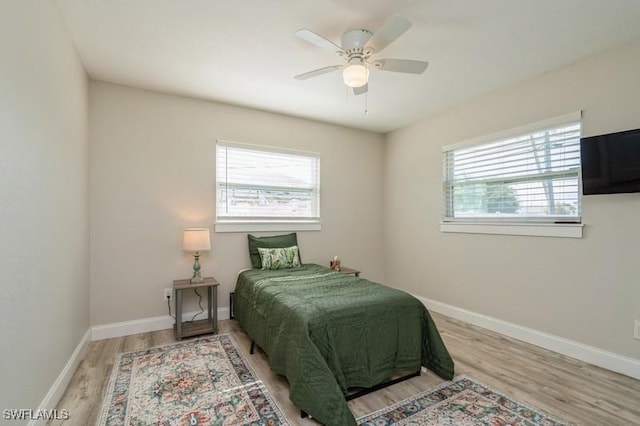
<box><xmin>216</xmin><ymin>141</ymin><xmax>320</xmax><ymax>222</ymax></box>
<box><xmin>443</xmin><ymin>116</ymin><xmax>582</xmax><ymax>223</ymax></box>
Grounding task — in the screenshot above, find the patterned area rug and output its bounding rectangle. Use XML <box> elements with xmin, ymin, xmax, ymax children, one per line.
<box><xmin>98</xmin><ymin>334</ymin><xmax>289</xmax><ymax>425</ymax></box>
<box><xmin>357</xmin><ymin>375</ymin><xmax>570</xmax><ymax>426</ymax></box>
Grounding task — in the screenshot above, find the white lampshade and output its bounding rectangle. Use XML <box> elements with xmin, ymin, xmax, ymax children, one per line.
<box><xmin>182</xmin><ymin>228</ymin><xmax>211</xmax><ymax>252</ymax></box>
<box><xmin>342</xmin><ymin>63</ymin><xmax>369</xmax><ymax>88</ymax></box>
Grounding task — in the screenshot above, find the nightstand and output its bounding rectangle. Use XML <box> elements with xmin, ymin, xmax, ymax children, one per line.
<box><xmin>173</xmin><ymin>276</ymin><xmax>219</xmax><ymax>339</ymax></box>
<box><xmin>338</xmin><ymin>267</ymin><xmax>360</xmax><ymax>278</ymax></box>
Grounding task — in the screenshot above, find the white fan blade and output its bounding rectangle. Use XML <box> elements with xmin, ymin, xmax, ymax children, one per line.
<box><xmin>364</xmin><ymin>16</ymin><xmax>411</xmax><ymax>54</ymax></box>
<box><xmin>294</xmin><ymin>65</ymin><xmax>342</xmax><ymax>80</ymax></box>
<box><xmin>353</xmin><ymin>83</ymin><xmax>368</xmax><ymax>96</ymax></box>
<box><xmin>295</xmin><ymin>29</ymin><xmax>345</xmax><ymax>55</ymax></box>
<box><xmin>373</xmin><ymin>59</ymin><xmax>428</xmax><ymax>74</ymax></box>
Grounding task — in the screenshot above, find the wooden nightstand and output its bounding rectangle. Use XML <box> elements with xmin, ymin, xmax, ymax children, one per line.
<box><xmin>337</xmin><ymin>267</ymin><xmax>360</xmax><ymax>278</ymax></box>
<box><xmin>173</xmin><ymin>276</ymin><xmax>219</xmax><ymax>339</ymax></box>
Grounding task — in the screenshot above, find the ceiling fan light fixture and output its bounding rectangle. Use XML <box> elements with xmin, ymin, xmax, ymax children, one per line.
<box><xmin>342</xmin><ymin>63</ymin><xmax>369</xmax><ymax>88</ymax></box>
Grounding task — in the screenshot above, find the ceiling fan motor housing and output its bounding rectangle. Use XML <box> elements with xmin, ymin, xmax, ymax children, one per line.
<box><xmin>341</xmin><ymin>29</ymin><xmax>373</xmax><ymax>62</ymax></box>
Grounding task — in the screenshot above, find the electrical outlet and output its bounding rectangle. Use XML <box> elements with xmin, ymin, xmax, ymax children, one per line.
<box><xmin>634</xmin><ymin>320</ymin><xmax>640</xmax><ymax>340</ymax></box>
<box><xmin>164</xmin><ymin>288</ymin><xmax>173</xmax><ymax>302</ymax></box>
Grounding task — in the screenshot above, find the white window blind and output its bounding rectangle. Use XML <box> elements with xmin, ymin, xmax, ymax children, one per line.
<box><xmin>443</xmin><ymin>116</ymin><xmax>582</xmax><ymax>224</ymax></box>
<box><xmin>216</xmin><ymin>141</ymin><xmax>320</xmax><ymax>222</ymax></box>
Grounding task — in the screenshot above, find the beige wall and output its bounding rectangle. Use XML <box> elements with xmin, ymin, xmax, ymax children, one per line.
<box><xmin>0</xmin><ymin>0</ymin><xmax>89</xmax><ymax>415</ymax></box>
<box><xmin>89</xmin><ymin>81</ymin><xmax>385</xmax><ymax>325</ymax></box>
<box><xmin>384</xmin><ymin>39</ymin><xmax>640</xmax><ymax>360</ymax></box>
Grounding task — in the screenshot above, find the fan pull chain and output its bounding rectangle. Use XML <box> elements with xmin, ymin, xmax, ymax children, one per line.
<box><xmin>364</xmin><ymin>92</ymin><xmax>368</xmax><ymax>115</ymax></box>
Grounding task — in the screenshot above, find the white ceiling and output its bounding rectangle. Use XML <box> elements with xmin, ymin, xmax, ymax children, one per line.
<box><xmin>54</xmin><ymin>0</ymin><xmax>640</xmax><ymax>133</ymax></box>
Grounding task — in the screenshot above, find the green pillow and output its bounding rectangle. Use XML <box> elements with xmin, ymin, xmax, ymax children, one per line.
<box><xmin>258</xmin><ymin>246</ymin><xmax>301</xmax><ymax>270</ymax></box>
<box><xmin>247</xmin><ymin>233</ymin><xmax>300</xmax><ymax>268</ymax></box>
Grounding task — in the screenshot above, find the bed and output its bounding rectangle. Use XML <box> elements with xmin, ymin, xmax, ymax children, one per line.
<box><xmin>234</xmin><ymin>260</ymin><xmax>454</xmax><ymax>426</ymax></box>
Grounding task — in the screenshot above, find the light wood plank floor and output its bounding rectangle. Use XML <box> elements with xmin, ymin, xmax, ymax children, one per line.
<box><xmin>52</xmin><ymin>313</ymin><xmax>640</xmax><ymax>425</ymax></box>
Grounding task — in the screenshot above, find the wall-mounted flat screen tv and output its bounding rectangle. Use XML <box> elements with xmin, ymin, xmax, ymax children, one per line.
<box><xmin>580</xmin><ymin>128</ymin><xmax>640</xmax><ymax>195</ymax></box>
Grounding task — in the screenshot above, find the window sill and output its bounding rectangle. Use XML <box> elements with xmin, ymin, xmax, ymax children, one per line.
<box><xmin>440</xmin><ymin>222</ymin><xmax>583</xmax><ymax>238</ymax></box>
<box><xmin>215</xmin><ymin>220</ymin><xmax>322</xmax><ymax>233</ymax></box>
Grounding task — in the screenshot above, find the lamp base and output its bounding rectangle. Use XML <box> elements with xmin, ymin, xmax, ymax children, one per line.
<box><xmin>190</xmin><ymin>275</ymin><xmax>204</xmax><ymax>284</ymax></box>
<box><xmin>190</xmin><ymin>252</ymin><xmax>204</xmax><ymax>284</ymax></box>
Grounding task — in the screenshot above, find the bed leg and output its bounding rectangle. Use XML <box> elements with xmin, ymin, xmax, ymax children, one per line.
<box><xmin>301</xmin><ymin>410</ymin><xmax>308</xmax><ymax>418</ymax></box>
<box><xmin>250</xmin><ymin>340</ymin><xmax>255</xmax><ymax>355</ymax></box>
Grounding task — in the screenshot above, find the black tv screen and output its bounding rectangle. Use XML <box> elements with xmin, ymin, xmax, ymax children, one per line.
<box><xmin>580</xmin><ymin>128</ymin><xmax>640</xmax><ymax>195</ymax></box>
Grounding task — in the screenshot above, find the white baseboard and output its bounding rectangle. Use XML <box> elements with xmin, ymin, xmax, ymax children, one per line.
<box><xmin>91</xmin><ymin>307</ymin><xmax>230</xmax><ymax>341</ymax></box>
<box><xmin>415</xmin><ymin>295</ymin><xmax>640</xmax><ymax>380</ymax></box>
<box><xmin>27</xmin><ymin>297</ymin><xmax>638</xmax><ymax>425</ymax></box>
<box><xmin>28</xmin><ymin>328</ymin><xmax>91</xmax><ymax>426</ymax></box>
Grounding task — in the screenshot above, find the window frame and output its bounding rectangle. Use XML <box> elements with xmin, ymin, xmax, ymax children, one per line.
<box><xmin>215</xmin><ymin>140</ymin><xmax>321</xmax><ymax>233</ymax></box>
<box><xmin>440</xmin><ymin>112</ymin><xmax>584</xmax><ymax>238</ymax></box>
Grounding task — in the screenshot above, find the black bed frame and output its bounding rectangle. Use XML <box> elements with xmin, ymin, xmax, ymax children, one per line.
<box><xmin>249</xmin><ymin>340</ymin><xmax>421</xmax><ymax>418</ymax></box>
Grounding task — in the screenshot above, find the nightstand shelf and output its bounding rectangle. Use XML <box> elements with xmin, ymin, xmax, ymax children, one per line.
<box><xmin>174</xmin><ymin>319</ymin><xmax>216</xmax><ymax>339</ymax></box>
<box><xmin>173</xmin><ymin>276</ymin><xmax>219</xmax><ymax>340</ymax></box>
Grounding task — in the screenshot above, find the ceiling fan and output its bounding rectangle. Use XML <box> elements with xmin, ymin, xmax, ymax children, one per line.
<box><xmin>294</xmin><ymin>16</ymin><xmax>428</xmax><ymax>95</ymax></box>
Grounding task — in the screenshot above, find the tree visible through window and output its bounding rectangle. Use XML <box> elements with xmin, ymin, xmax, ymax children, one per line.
<box><xmin>443</xmin><ymin>116</ymin><xmax>582</xmax><ymax>223</ymax></box>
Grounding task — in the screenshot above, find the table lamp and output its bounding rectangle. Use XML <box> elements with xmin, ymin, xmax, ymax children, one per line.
<box><xmin>182</xmin><ymin>228</ymin><xmax>211</xmax><ymax>283</ymax></box>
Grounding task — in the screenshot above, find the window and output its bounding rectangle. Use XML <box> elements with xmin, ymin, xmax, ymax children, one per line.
<box><xmin>442</xmin><ymin>113</ymin><xmax>583</xmax><ymax>236</ymax></box>
<box><xmin>216</xmin><ymin>141</ymin><xmax>320</xmax><ymax>232</ymax></box>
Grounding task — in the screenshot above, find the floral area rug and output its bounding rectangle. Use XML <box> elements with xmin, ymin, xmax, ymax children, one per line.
<box><xmin>357</xmin><ymin>375</ymin><xmax>571</xmax><ymax>426</ymax></box>
<box><xmin>98</xmin><ymin>334</ymin><xmax>289</xmax><ymax>425</ymax></box>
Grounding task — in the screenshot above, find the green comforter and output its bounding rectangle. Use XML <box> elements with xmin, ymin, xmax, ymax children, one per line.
<box><xmin>234</xmin><ymin>264</ymin><xmax>454</xmax><ymax>426</ymax></box>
